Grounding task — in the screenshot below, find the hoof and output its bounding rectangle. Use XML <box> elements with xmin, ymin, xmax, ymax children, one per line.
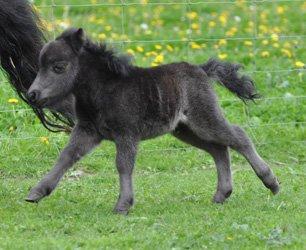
<box><xmin>25</xmin><ymin>190</ymin><xmax>46</xmax><ymax>203</ymax></box>
<box><xmin>113</xmin><ymin>207</ymin><xmax>129</xmax><ymax>215</ymax></box>
<box><xmin>265</xmin><ymin>177</ymin><xmax>280</xmax><ymax>195</ymax></box>
<box><xmin>213</xmin><ymin>190</ymin><xmax>232</xmax><ymax>204</ymax></box>
<box><xmin>270</xmin><ymin>182</ymin><xmax>280</xmax><ymax>195</ymax></box>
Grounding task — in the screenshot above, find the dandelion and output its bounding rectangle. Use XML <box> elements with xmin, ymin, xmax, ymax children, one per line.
<box><xmin>136</xmin><ymin>46</ymin><xmax>144</xmax><ymax>53</ymax></box>
<box><xmin>218</xmin><ymin>39</ymin><xmax>227</xmax><ymax>46</ymax></box>
<box><xmin>8</xmin><ymin>98</ymin><xmax>18</xmax><ymax>104</ymax></box>
<box><xmin>219</xmin><ymin>13</ymin><xmax>228</xmax><ymax>26</ymax></box>
<box><xmin>225</xmin><ymin>27</ymin><xmax>237</xmax><ymax>37</ymax></box>
<box><xmin>151</xmin><ymin>54</ymin><xmax>164</xmax><ymax>66</ymax></box>
<box><xmin>145</xmin><ymin>51</ymin><xmax>157</xmax><ymax>57</ymax></box>
<box><xmin>271</xmin><ymin>33</ymin><xmax>279</xmax><ymax>42</ymax></box>
<box><xmin>155</xmin><ymin>45</ymin><xmax>162</xmax><ymax>50</ymax></box>
<box><xmin>208</xmin><ymin>21</ymin><xmax>216</xmax><ymax>28</ymax></box>
<box><xmin>261</xmin><ymin>51</ymin><xmax>270</xmax><ymax>57</ymax></box>
<box><xmin>98</xmin><ymin>33</ymin><xmax>106</xmax><ymax>40</ymax></box>
<box><xmin>187</xmin><ymin>11</ymin><xmax>198</xmax><ymax>20</ymax></box>
<box><xmin>126</xmin><ymin>49</ymin><xmax>135</xmax><ymax>56</ymax></box>
<box><xmin>244</xmin><ymin>41</ymin><xmax>253</xmax><ymax>46</ymax></box>
<box><xmin>166</xmin><ymin>45</ymin><xmax>174</xmax><ymax>52</ymax></box>
<box><xmin>281</xmin><ymin>49</ymin><xmax>292</xmax><ymax>58</ymax></box>
<box><xmin>272</xmin><ymin>43</ymin><xmax>279</xmax><ymax>48</ymax></box>
<box><xmin>295</xmin><ymin>61</ymin><xmax>305</xmax><ymax>68</ymax></box>
<box><xmin>218</xmin><ymin>53</ymin><xmax>228</xmax><ymax>60</ymax></box>
<box><xmin>191</xmin><ymin>23</ymin><xmax>200</xmax><ymax>30</ymax></box>
<box><xmin>277</xmin><ymin>6</ymin><xmax>285</xmax><ymax>14</ymax></box>
<box><xmin>88</xmin><ymin>15</ymin><xmax>96</xmax><ymax>23</ymax></box>
<box><xmin>105</xmin><ymin>25</ymin><xmax>112</xmax><ymax>32</ymax></box>
<box><xmin>261</xmin><ymin>39</ymin><xmax>269</xmax><ymax>45</ymax></box>
<box><xmin>190</xmin><ymin>42</ymin><xmax>201</xmax><ymax>50</ymax></box>
<box><xmin>154</xmin><ymin>54</ymin><xmax>164</xmax><ymax>63</ymax></box>
<box><xmin>40</xmin><ymin>136</ymin><xmax>50</xmax><ymax>145</ymax></box>
<box><xmin>259</xmin><ymin>25</ymin><xmax>268</xmax><ymax>33</ymax></box>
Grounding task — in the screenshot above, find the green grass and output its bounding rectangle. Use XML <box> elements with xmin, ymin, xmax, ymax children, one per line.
<box><xmin>0</xmin><ymin>0</ymin><xmax>305</xmax><ymax>249</ymax></box>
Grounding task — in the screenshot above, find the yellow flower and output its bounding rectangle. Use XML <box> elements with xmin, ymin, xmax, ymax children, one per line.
<box><xmin>155</xmin><ymin>45</ymin><xmax>162</xmax><ymax>50</ymax></box>
<box><xmin>187</xmin><ymin>11</ymin><xmax>198</xmax><ymax>20</ymax></box>
<box><xmin>136</xmin><ymin>46</ymin><xmax>144</xmax><ymax>53</ymax></box>
<box><xmin>208</xmin><ymin>21</ymin><xmax>216</xmax><ymax>28</ymax></box>
<box><xmin>271</xmin><ymin>33</ymin><xmax>279</xmax><ymax>42</ymax></box>
<box><xmin>88</xmin><ymin>15</ymin><xmax>96</xmax><ymax>23</ymax></box>
<box><xmin>152</xmin><ymin>54</ymin><xmax>164</xmax><ymax>66</ymax></box>
<box><xmin>191</xmin><ymin>23</ymin><xmax>200</xmax><ymax>30</ymax></box>
<box><xmin>145</xmin><ymin>51</ymin><xmax>157</xmax><ymax>57</ymax></box>
<box><xmin>8</xmin><ymin>98</ymin><xmax>18</xmax><ymax>104</ymax></box>
<box><xmin>98</xmin><ymin>33</ymin><xmax>106</xmax><ymax>40</ymax></box>
<box><xmin>277</xmin><ymin>6</ymin><xmax>285</xmax><ymax>14</ymax></box>
<box><xmin>166</xmin><ymin>45</ymin><xmax>174</xmax><ymax>52</ymax></box>
<box><xmin>273</xmin><ymin>43</ymin><xmax>279</xmax><ymax>48</ymax></box>
<box><xmin>281</xmin><ymin>49</ymin><xmax>292</xmax><ymax>58</ymax></box>
<box><xmin>295</xmin><ymin>61</ymin><xmax>305</xmax><ymax>68</ymax></box>
<box><xmin>261</xmin><ymin>39</ymin><xmax>269</xmax><ymax>45</ymax></box>
<box><xmin>40</xmin><ymin>137</ymin><xmax>50</xmax><ymax>145</ymax></box>
<box><xmin>218</xmin><ymin>39</ymin><xmax>227</xmax><ymax>46</ymax></box>
<box><xmin>283</xmin><ymin>42</ymin><xmax>291</xmax><ymax>48</ymax></box>
<box><xmin>219</xmin><ymin>13</ymin><xmax>227</xmax><ymax>26</ymax></box>
<box><xmin>105</xmin><ymin>25</ymin><xmax>112</xmax><ymax>32</ymax></box>
<box><xmin>225</xmin><ymin>27</ymin><xmax>237</xmax><ymax>37</ymax></box>
<box><xmin>218</xmin><ymin>53</ymin><xmax>228</xmax><ymax>60</ymax></box>
<box><xmin>261</xmin><ymin>51</ymin><xmax>270</xmax><ymax>57</ymax></box>
<box><xmin>126</xmin><ymin>49</ymin><xmax>135</xmax><ymax>56</ymax></box>
<box><xmin>259</xmin><ymin>25</ymin><xmax>268</xmax><ymax>34</ymax></box>
<box><xmin>190</xmin><ymin>42</ymin><xmax>201</xmax><ymax>50</ymax></box>
<box><xmin>155</xmin><ymin>54</ymin><xmax>164</xmax><ymax>63</ymax></box>
<box><xmin>9</xmin><ymin>126</ymin><xmax>15</xmax><ymax>133</ymax></box>
<box><xmin>244</xmin><ymin>40</ymin><xmax>253</xmax><ymax>46</ymax></box>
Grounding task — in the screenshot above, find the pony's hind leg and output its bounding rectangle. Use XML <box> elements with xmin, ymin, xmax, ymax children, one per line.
<box><xmin>173</xmin><ymin>124</ymin><xmax>232</xmax><ymax>203</ymax></box>
<box><xmin>187</xmin><ymin>118</ymin><xmax>280</xmax><ymax>195</ymax></box>
<box><xmin>228</xmin><ymin>125</ymin><xmax>280</xmax><ymax>194</ymax></box>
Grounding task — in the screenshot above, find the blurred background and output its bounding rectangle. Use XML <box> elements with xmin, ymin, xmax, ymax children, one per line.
<box><xmin>1</xmin><ymin>0</ymin><xmax>305</xmax><ymax>174</ymax></box>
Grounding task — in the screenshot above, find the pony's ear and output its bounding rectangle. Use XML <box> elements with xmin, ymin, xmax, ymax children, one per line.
<box><xmin>69</xmin><ymin>28</ymin><xmax>85</xmax><ymax>53</ymax></box>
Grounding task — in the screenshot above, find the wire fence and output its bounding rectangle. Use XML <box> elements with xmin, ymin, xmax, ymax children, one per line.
<box><xmin>0</xmin><ymin>0</ymin><xmax>305</xmax><ymax>161</ymax></box>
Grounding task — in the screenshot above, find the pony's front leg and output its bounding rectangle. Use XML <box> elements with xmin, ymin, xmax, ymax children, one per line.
<box><xmin>26</xmin><ymin>123</ymin><xmax>102</xmax><ymax>203</ymax></box>
<box><xmin>114</xmin><ymin>138</ymin><xmax>138</xmax><ymax>215</ymax></box>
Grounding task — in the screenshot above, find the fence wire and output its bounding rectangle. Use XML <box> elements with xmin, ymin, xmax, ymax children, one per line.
<box><xmin>0</xmin><ymin>0</ymin><xmax>305</xmax><ymax>160</ymax></box>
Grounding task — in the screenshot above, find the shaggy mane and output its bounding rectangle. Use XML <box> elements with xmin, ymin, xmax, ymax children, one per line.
<box><xmin>83</xmin><ymin>41</ymin><xmax>133</xmax><ymax>77</ymax></box>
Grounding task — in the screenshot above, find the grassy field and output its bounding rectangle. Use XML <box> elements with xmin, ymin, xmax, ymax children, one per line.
<box><xmin>0</xmin><ymin>0</ymin><xmax>305</xmax><ymax>249</ymax></box>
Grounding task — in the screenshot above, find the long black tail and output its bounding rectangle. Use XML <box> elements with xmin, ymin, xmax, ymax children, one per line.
<box><xmin>0</xmin><ymin>0</ymin><xmax>74</xmax><ymax>132</ymax></box>
<box><xmin>201</xmin><ymin>58</ymin><xmax>259</xmax><ymax>101</ymax></box>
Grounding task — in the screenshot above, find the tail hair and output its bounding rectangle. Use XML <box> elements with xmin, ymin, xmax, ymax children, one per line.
<box><xmin>201</xmin><ymin>58</ymin><xmax>260</xmax><ymax>101</ymax></box>
<box><xmin>0</xmin><ymin>0</ymin><xmax>74</xmax><ymax>132</ymax></box>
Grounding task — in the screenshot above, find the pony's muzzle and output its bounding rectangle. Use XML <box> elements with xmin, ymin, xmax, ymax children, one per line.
<box><xmin>27</xmin><ymin>90</ymin><xmax>40</xmax><ymax>104</ymax></box>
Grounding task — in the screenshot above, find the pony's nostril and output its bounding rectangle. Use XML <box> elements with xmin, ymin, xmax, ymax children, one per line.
<box><xmin>27</xmin><ymin>90</ymin><xmax>39</xmax><ymax>103</ymax></box>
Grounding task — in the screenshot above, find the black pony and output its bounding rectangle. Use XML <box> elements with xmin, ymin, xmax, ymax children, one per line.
<box><xmin>25</xmin><ymin>28</ymin><xmax>279</xmax><ymax>214</ymax></box>
<box><xmin>0</xmin><ymin>0</ymin><xmax>74</xmax><ymax>131</ymax></box>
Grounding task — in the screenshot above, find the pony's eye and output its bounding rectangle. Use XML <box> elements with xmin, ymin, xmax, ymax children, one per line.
<box><xmin>52</xmin><ymin>63</ymin><xmax>67</xmax><ymax>74</ymax></box>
